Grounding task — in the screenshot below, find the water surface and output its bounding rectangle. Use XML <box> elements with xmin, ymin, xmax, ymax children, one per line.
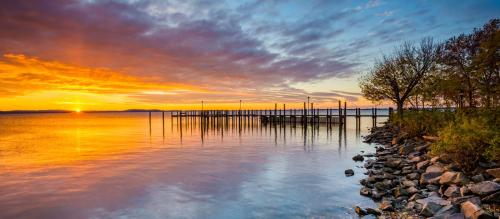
<box><xmin>0</xmin><ymin>112</ymin><xmax>386</xmax><ymax>218</ymax></box>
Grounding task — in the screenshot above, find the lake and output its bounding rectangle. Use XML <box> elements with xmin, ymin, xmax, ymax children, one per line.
<box><xmin>0</xmin><ymin>111</ymin><xmax>387</xmax><ymax>218</ymax></box>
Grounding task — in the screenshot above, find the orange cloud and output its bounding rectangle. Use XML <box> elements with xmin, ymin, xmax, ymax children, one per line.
<box><xmin>0</xmin><ymin>54</ymin><xmax>210</xmax><ymax>110</ymax></box>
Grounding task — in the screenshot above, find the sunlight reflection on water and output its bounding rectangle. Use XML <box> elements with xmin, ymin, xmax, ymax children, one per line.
<box><xmin>0</xmin><ymin>112</ymin><xmax>386</xmax><ymax>218</ymax></box>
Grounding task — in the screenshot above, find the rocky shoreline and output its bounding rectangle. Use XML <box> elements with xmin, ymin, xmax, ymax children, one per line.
<box><xmin>350</xmin><ymin>122</ymin><xmax>500</xmax><ymax>218</ymax></box>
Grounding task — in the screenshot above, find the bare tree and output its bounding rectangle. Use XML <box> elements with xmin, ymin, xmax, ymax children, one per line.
<box><xmin>360</xmin><ymin>38</ymin><xmax>437</xmax><ymax>118</ymax></box>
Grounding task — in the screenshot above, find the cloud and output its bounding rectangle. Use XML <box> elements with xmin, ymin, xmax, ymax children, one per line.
<box><xmin>0</xmin><ymin>0</ymin><xmax>498</xmax><ymax>109</ymax></box>
<box><xmin>0</xmin><ymin>0</ymin><xmax>359</xmax><ymax>91</ymax></box>
<box><xmin>0</xmin><ymin>54</ymin><xmax>204</xmax><ymax>97</ymax></box>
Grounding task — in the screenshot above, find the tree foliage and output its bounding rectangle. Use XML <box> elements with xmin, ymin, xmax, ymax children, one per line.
<box><xmin>360</xmin><ymin>19</ymin><xmax>499</xmax><ymax>111</ymax></box>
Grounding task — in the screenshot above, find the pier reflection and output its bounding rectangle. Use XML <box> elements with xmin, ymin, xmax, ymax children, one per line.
<box><xmin>166</xmin><ymin>113</ymin><xmax>375</xmax><ymax>151</ymax></box>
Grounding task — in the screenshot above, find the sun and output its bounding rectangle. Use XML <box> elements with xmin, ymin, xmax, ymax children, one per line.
<box><xmin>75</xmin><ymin>108</ymin><xmax>81</xmax><ymax>113</ymax></box>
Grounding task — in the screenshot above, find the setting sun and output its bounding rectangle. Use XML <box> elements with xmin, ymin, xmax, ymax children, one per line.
<box><xmin>75</xmin><ymin>109</ymin><xmax>81</xmax><ymax>113</ymax></box>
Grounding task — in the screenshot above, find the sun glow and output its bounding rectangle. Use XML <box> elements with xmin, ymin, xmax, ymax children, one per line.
<box><xmin>75</xmin><ymin>108</ymin><xmax>81</xmax><ymax>113</ymax></box>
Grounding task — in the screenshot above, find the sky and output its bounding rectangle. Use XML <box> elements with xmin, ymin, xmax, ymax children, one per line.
<box><xmin>0</xmin><ymin>0</ymin><xmax>499</xmax><ymax>111</ymax></box>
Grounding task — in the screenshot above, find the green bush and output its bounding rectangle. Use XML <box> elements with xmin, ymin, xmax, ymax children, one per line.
<box><xmin>431</xmin><ymin>115</ymin><xmax>499</xmax><ymax>171</ymax></box>
<box><xmin>391</xmin><ymin>110</ymin><xmax>454</xmax><ymax>138</ymax></box>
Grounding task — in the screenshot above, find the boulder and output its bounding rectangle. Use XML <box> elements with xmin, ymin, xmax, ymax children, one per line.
<box><xmin>444</xmin><ymin>185</ymin><xmax>461</xmax><ymax>198</ymax></box>
<box><xmin>407</xmin><ymin>186</ymin><xmax>419</xmax><ymax>195</ymax></box>
<box><xmin>434</xmin><ymin>204</ymin><xmax>460</xmax><ymax>217</ymax></box>
<box><xmin>431</xmin><ymin>156</ymin><xmax>442</xmax><ymax>163</ymax></box>
<box><xmin>354</xmin><ymin>206</ymin><xmax>367</xmax><ymax>216</ymax></box>
<box><xmin>420</xmin><ymin>172</ymin><xmax>442</xmax><ymax>185</ymax></box>
<box><xmin>417</xmin><ymin>160</ymin><xmax>430</xmax><ymax>170</ymax></box>
<box><xmin>400</xmin><ymin>142</ymin><xmax>416</xmax><ymax>155</ymax></box>
<box><xmin>460</xmin><ymin>201</ymin><xmax>494</xmax><ymax>219</ymax></box>
<box><xmin>426</xmin><ymin>164</ymin><xmax>445</xmax><ymax>174</ymax></box>
<box><xmin>344</xmin><ymin>169</ymin><xmax>354</xmax><ymax>176</ymax></box>
<box><xmin>394</xmin><ymin>187</ymin><xmax>409</xmax><ymax>197</ymax></box>
<box><xmin>445</xmin><ymin>213</ymin><xmax>466</xmax><ymax>219</ymax></box>
<box><xmin>379</xmin><ymin>200</ymin><xmax>393</xmax><ymax>211</ymax></box>
<box><xmin>481</xmin><ymin>191</ymin><xmax>500</xmax><ymax>204</ymax></box>
<box><xmin>460</xmin><ymin>186</ymin><xmax>471</xmax><ymax>196</ymax></box>
<box><xmin>352</xmin><ymin>154</ymin><xmax>364</xmax><ymax>162</ymax></box>
<box><xmin>416</xmin><ymin>195</ymin><xmax>451</xmax><ymax>206</ymax></box>
<box><xmin>360</xmin><ymin>187</ymin><xmax>372</xmax><ymax>196</ymax></box>
<box><xmin>409</xmin><ymin>193</ymin><xmax>425</xmax><ymax>201</ymax></box>
<box><xmin>371</xmin><ymin>190</ymin><xmax>386</xmax><ymax>200</ymax></box>
<box><xmin>486</xmin><ymin>168</ymin><xmax>500</xmax><ymax>178</ymax></box>
<box><xmin>471</xmin><ymin>174</ymin><xmax>485</xmax><ymax>183</ymax></box>
<box><xmin>407</xmin><ymin>172</ymin><xmax>420</xmax><ymax>180</ymax></box>
<box><xmin>469</xmin><ymin>181</ymin><xmax>500</xmax><ymax>196</ymax></box>
<box><xmin>410</xmin><ymin>156</ymin><xmax>423</xmax><ymax>163</ymax></box>
<box><xmin>385</xmin><ymin>158</ymin><xmax>402</xmax><ymax>168</ymax></box>
<box><xmin>402</xmin><ymin>180</ymin><xmax>417</xmax><ymax>188</ymax></box>
<box><xmin>451</xmin><ymin>195</ymin><xmax>481</xmax><ymax>206</ymax></box>
<box><xmin>420</xmin><ymin>201</ymin><xmax>443</xmax><ymax>217</ymax></box>
<box><xmin>479</xmin><ymin>161</ymin><xmax>498</xmax><ymax>169</ymax></box>
<box><xmin>365</xmin><ymin>208</ymin><xmax>381</xmax><ymax>216</ymax></box>
<box><xmin>440</xmin><ymin>171</ymin><xmax>469</xmax><ymax>186</ymax></box>
<box><xmin>427</xmin><ymin>184</ymin><xmax>440</xmax><ymax>191</ymax></box>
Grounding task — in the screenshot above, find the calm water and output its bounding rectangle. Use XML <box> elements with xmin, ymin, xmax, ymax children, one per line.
<box><xmin>0</xmin><ymin>112</ymin><xmax>386</xmax><ymax>219</ymax></box>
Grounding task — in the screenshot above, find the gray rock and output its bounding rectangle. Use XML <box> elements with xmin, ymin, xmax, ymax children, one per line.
<box><xmin>371</xmin><ymin>190</ymin><xmax>385</xmax><ymax>200</ymax></box>
<box><xmin>385</xmin><ymin>158</ymin><xmax>402</xmax><ymax>168</ymax></box>
<box><xmin>352</xmin><ymin>154</ymin><xmax>364</xmax><ymax>162</ymax></box>
<box><xmin>421</xmin><ymin>172</ymin><xmax>443</xmax><ymax>185</ymax></box>
<box><xmin>479</xmin><ymin>161</ymin><xmax>498</xmax><ymax>169</ymax></box>
<box><xmin>344</xmin><ymin>169</ymin><xmax>354</xmax><ymax>176</ymax></box>
<box><xmin>460</xmin><ymin>201</ymin><xmax>495</xmax><ymax>219</ymax></box>
<box><xmin>451</xmin><ymin>195</ymin><xmax>482</xmax><ymax>206</ymax></box>
<box><xmin>416</xmin><ymin>195</ymin><xmax>451</xmax><ymax>206</ymax></box>
<box><xmin>420</xmin><ymin>201</ymin><xmax>443</xmax><ymax>217</ymax></box>
<box><xmin>471</xmin><ymin>174</ymin><xmax>485</xmax><ymax>183</ymax></box>
<box><xmin>469</xmin><ymin>181</ymin><xmax>500</xmax><ymax>196</ymax></box>
<box><xmin>409</xmin><ymin>193</ymin><xmax>425</xmax><ymax>201</ymax></box>
<box><xmin>445</xmin><ymin>213</ymin><xmax>465</xmax><ymax>219</ymax></box>
<box><xmin>360</xmin><ymin>187</ymin><xmax>372</xmax><ymax>196</ymax></box>
<box><xmin>434</xmin><ymin>204</ymin><xmax>459</xmax><ymax>217</ymax></box>
<box><xmin>427</xmin><ymin>184</ymin><xmax>440</xmax><ymax>191</ymax></box>
<box><xmin>400</xmin><ymin>142</ymin><xmax>416</xmax><ymax>155</ymax></box>
<box><xmin>444</xmin><ymin>185</ymin><xmax>461</xmax><ymax>198</ymax></box>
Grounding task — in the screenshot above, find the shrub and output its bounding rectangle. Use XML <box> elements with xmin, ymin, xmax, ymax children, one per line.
<box><xmin>431</xmin><ymin>115</ymin><xmax>499</xmax><ymax>171</ymax></box>
<box><xmin>391</xmin><ymin>110</ymin><xmax>454</xmax><ymax>138</ymax></box>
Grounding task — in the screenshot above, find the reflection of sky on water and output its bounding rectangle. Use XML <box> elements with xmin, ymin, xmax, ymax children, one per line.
<box><xmin>0</xmin><ymin>113</ymin><xmax>386</xmax><ymax>218</ymax></box>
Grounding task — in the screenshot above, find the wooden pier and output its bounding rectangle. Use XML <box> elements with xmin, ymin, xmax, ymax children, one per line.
<box><xmin>168</xmin><ymin>101</ymin><xmax>392</xmax><ymax>125</ymax></box>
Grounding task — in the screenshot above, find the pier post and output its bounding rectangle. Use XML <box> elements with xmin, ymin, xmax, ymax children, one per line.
<box><xmin>303</xmin><ymin>102</ymin><xmax>306</xmax><ymax>123</ymax></box>
<box><xmin>283</xmin><ymin>104</ymin><xmax>286</xmax><ymax>124</ymax></box>
<box><xmin>344</xmin><ymin>102</ymin><xmax>347</xmax><ymax>124</ymax></box>
<box><xmin>338</xmin><ymin>100</ymin><xmax>342</xmax><ymax>124</ymax></box>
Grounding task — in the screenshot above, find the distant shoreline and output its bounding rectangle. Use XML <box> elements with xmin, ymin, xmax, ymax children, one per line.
<box><xmin>0</xmin><ymin>109</ymin><xmax>165</xmax><ymax>114</ymax></box>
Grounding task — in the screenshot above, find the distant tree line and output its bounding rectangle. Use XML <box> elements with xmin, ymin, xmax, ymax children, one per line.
<box><xmin>360</xmin><ymin>19</ymin><xmax>499</xmax><ymax>117</ymax></box>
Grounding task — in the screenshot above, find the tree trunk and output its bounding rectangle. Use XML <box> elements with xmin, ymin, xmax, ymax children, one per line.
<box><xmin>397</xmin><ymin>101</ymin><xmax>404</xmax><ymax>119</ymax></box>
